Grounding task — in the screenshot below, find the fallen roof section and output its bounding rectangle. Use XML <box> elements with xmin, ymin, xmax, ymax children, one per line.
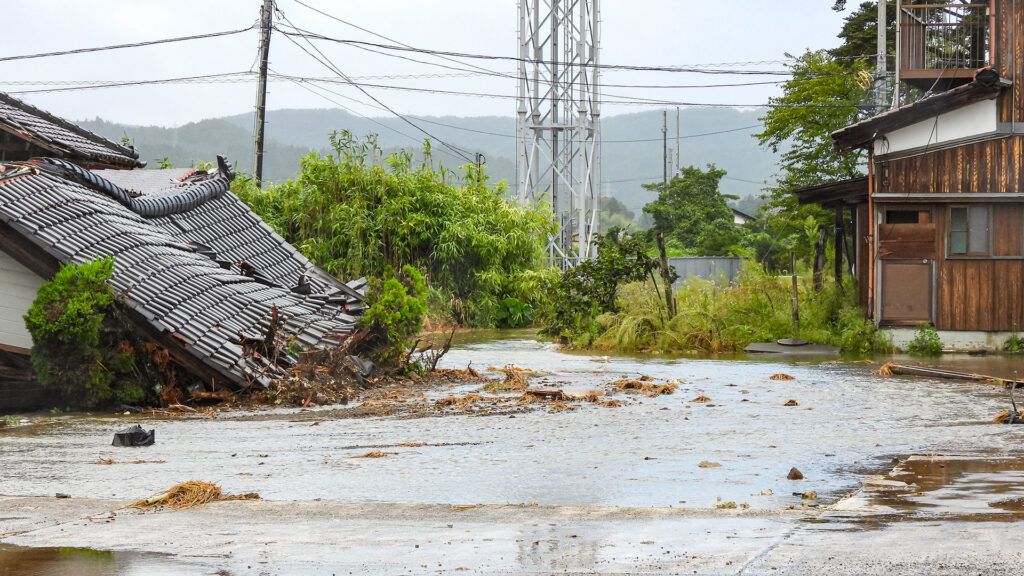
<box><xmin>0</xmin><ymin>157</ymin><xmax>366</xmax><ymax>389</ymax></box>
<box><xmin>0</xmin><ymin>92</ymin><xmax>144</xmax><ymax>169</ymax></box>
<box><xmin>832</xmin><ymin>71</ymin><xmax>1011</xmax><ymax>152</ymax></box>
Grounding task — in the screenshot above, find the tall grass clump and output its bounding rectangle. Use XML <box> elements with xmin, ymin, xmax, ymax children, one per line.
<box><xmin>234</xmin><ymin>131</ymin><xmax>556</xmax><ymax>326</ymax></box>
<box><xmin>594</xmin><ymin>261</ymin><xmax>889</xmax><ymax>354</ymax></box>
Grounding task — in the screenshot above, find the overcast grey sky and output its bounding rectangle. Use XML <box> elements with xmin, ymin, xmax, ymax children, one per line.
<box><xmin>0</xmin><ymin>1</ymin><xmax>852</xmax><ymax>126</ymax></box>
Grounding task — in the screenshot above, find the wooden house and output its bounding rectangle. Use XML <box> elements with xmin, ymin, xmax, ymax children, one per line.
<box><xmin>796</xmin><ymin>0</ymin><xmax>1024</xmax><ymax>349</ymax></box>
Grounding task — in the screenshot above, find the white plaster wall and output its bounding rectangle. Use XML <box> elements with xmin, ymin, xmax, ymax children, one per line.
<box><xmin>874</xmin><ymin>99</ymin><xmax>998</xmax><ymax>156</ymax></box>
<box><xmin>0</xmin><ymin>250</ymin><xmax>44</xmax><ymax>350</ymax></box>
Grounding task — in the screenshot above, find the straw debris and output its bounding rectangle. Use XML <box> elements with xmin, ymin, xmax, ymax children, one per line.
<box><xmin>691</xmin><ymin>395</ymin><xmax>712</xmax><ymax>403</ymax></box>
<box><xmin>133</xmin><ymin>481</ymin><xmax>259</xmax><ymax>510</ymax></box>
<box><xmin>353</xmin><ymin>451</ymin><xmax>393</xmax><ymax>458</ymax></box>
<box><xmin>610</xmin><ymin>378</ymin><xmax>677</xmax><ymax>397</ymax></box>
<box><xmin>876</xmin><ymin>363</ymin><xmax>896</xmax><ymax>377</ymax></box>
<box><xmin>782</xmin><ymin>399</ymin><xmax>799</xmax><ymax>406</ymax></box>
<box><xmin>993</xmin><ymin>409</ymin><xmax>1024</xmax><ymax>424</ymax></box>
<box><xmin>769</xmin><ymin>373</ymin><xmax>795</xmax><ymax>381</ymax></box>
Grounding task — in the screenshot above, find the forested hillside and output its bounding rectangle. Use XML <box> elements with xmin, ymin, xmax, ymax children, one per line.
<box><xmin>80</xmin><ymin>107</ymin><xmax>778</xmax><ymax>222</ymax></box>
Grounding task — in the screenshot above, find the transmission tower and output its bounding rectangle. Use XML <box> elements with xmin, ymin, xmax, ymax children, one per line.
<box><xmin>517</xmin><ymin>0</ymin><xmax>601</xmax><ymax>266</ymax></box>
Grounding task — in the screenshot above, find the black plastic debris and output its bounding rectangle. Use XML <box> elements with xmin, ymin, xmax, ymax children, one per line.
<box><xmin>112</xmin><ymin>424</ymin><xmax>156</xmax><ymax>447</ymax></box>
<box><xmin>349</xmin><ymin>355</ymin><xmax>377</xmax><ymax>388</ymax></box>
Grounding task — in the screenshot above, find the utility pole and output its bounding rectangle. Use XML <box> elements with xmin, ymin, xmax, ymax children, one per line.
<box><xmin>253</xmin><ymin>0</ymin><xmax>273</xmax><ymax>188</ymax></box>
<box><xmin>875</xmin><ymin>0</ymin><xmax>887</xmax><ymax>114</ymax></box>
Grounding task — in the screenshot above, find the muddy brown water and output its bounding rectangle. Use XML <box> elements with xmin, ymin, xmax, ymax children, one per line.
<box><xmin>0</xmin><ymin>544</ymin><xmax>188</xmax><ymax>575</ymax></box>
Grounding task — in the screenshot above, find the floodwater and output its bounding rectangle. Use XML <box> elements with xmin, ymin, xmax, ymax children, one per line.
<box><xmin>3</xmin><ymin>332</ymin><xmax>1024</xmax><ymax>573</ymax></box>
<box><xmin>0</xmin><ymin>544</ymin><xmax>188</xmax><ymax>575</ymax></box>
<box><xmin>2</xmin><ymin>333</ymin><xmax>1022</xmax><ymax>510</ymax></box>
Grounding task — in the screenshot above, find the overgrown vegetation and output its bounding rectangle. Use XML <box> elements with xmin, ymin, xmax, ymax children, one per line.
<box><xmin>587</xmin><ymin>263</ymin><xmax>888</xmax><ymax>354</ymax></box>
<box><xmin>1004</xmin><ymin>329</ymin><xmax>1024</xmax><ymax>353</ymax></box>
<box><xmin>541</xmin><ymin>231</ymin><xmax>659</xmax><ymax>345</ymax></box>
<box><xmin>907</xmin><ymin>325</ymin><xmax>943</xmax><ymax>355</ymax></box>
<box><xmin>361</xmin><ymin>265</ymin><xmax>428</xmax><ymax>368</ymax></box>
<box><xmin>643</xmin><ymin>165</ymin><xmax>744</xmax><ymax>257</ymax></box>
<box><xmin>23</xmin><ymin>258</ymin><xmax>167</xmax><ymax>410</ymax></box>
<box><xmin>234</xmin><ymin>131</ymin><xmax>555</xmax><ymax>327</ymax></box>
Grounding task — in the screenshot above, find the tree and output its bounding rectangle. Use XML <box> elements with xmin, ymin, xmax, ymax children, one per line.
<box><xmin>599</xmin><ymin>196</ymin><xmax>636</xmax><ymax>233</ymax></box>
<box><xmin>753</xmin><ymin>49</ymin><xmax>866</xmax><ymax>265</ymax></box>
<box><xmin>642</xmin><ymin>165</ymin><xmax>742</xmax><ymax>256</ymax></box>
<box><xmin>831</xmin><ymin>1</ymin><xmax>896</xmax><ymax>63</ymax></box>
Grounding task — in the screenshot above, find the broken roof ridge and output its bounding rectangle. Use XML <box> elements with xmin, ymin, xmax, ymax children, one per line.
<box><xmin>23</xmin><ymin>156</ymin><xmax>235</xmax><ymax>217</ymax></box>
<box><xmin>0</xmin><ymin>92</ymin><xmax>141</xmax><ymax>163</ymax></box>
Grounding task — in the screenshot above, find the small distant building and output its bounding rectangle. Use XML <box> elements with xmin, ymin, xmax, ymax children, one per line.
<box><xmin>731</xmin><ymin>208</ymin><xmax>754</xmax><ymax>227</ymax></box>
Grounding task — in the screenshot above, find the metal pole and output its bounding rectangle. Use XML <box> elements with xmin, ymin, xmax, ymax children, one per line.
<box><xmin>253</xmin><ymin>0</ymin><xmax>273</xmax><ymax>187</ymax></box>
<box><xmin>675</xmin><ymin>106</ymin><xmax>680</xmax><ymax>174</ymax></box>
<box><xmin>661</xmin><ymin>110</ymin><xmax>667</xmax><ymax>192</ymax></box>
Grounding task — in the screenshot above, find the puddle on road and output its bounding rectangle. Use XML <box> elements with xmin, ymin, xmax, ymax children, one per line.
<box><xmin>0</xmin><ymin>544</ymin><xmax>192</xmax><ymax>575</ymax></box>
<box><xmin>870</xmin><ymin>456</ymin><xmax>1024</xmax><ymax>516</ymax></box>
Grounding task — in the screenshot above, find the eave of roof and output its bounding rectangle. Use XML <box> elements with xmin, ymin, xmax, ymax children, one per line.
<box><xmin>0</xmin><ymin>92</ymin><xmax>145</xmax><ymax>169</ymax></box>
<box><xmin>793</xmin><ymin>176</ymin><xmax>868</xmax><ymax>207</ymax></box>
<box><xmin>831</xmin><ymin>75</ymin><xmax>1011</xmax><ymax>152</ymax></box>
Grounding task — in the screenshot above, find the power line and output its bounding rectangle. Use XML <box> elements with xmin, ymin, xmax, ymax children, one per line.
<box><xmin>6</xmin><ymin>72</ymin><xmax>255</xmax><ymax>94</ymax></box>
<box><xmin>273</xmin><ymin>8</ymin><xmax>475</xmax><ymax>163</ymax></box>
<box><xmin>0</xmin><ymin>26</ymin><xmax>256</xmax><ymax>63</ymax></box>
<box><xmin>288</xmin><ymin>0</ymin><xmax>509</xmax><ymax>79</ymax></box>
<box><xmin>276</xmin><ymin>30</ymin><xmax>804</xmax><ymax>76</ymax></box>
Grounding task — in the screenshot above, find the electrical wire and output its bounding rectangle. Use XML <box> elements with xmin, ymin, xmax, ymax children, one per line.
<box><xmin>0</xmin><ymin>26</ymin><xmax>257</xmax><ymax>63</ymax></box>
<box><xmin>6</xmin><ymin>72</ymin><xmax>256</xmax><ymax>94</ymax></box>
<box><xmin>276</xmin><ymin>30</ymin><xmax>805</xmax><ymax>76</ymax></box>
<box><xmin>273</xmin><ymin>7</ymin><xmax>475</xmax><ymax>162</ymax></box>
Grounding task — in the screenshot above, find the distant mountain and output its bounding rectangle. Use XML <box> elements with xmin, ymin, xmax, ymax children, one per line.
<box><xmin>80</xmin><ymin>107</ymin><xmax>778</xmax><ymax>219</ymax></box>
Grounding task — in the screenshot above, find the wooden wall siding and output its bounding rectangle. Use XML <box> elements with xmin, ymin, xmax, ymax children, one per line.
<box><xmin>881</xmin><ymin>137</ymin><xmax>1024</xmax><ymax>195</ymax></box>
<box><xmin>878</xmin><ymin>223</ymin><xmax>937</xmax><ymax>259</ymax></box>
<box><xmin>993</xmin><ymin>0</ymin><xmax>1024</xmax><ymax>123</ymax></box>
<box><xmin>994</xmin><ymin>205</ymin><xmax>1023</xmax><ymax>256</ymax></box>
<box><xmin>932</xmin><ymin>204</ymin><xmax>1024</xmax><ymax>330</ymax></box>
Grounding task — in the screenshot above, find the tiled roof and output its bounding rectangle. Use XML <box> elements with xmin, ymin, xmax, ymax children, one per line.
<box><xmin>0</xmin><ymin>93</ymin><xmax>144</xmax><ymax>169</ymax></box>
<box><xmin>0</xmin><ymin>157</ymin><xmax>365</xmax><ymax>388</ymax></box>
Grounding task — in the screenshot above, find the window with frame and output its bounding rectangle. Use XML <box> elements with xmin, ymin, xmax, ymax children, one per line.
<box><xmin>949</xmin><ymin>205</ymin><xmax>990</xmax><ymax>256</ymax></box>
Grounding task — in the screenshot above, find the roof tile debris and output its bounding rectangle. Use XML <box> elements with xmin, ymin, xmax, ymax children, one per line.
<box><xmin>0</xmin><ymin>93</ymin><xmax>145</xmax><ymax>169</ymax></box>
<box><xmin>0</xmin><ymin>156</ymin><xmax>366</xmax><ymax>389</ymax></box>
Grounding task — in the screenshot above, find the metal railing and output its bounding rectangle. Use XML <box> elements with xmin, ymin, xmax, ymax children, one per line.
<box><xmin>900</xmin><ymin>2</ymin><xmax>989</xmax><ymax>70</ymax></box>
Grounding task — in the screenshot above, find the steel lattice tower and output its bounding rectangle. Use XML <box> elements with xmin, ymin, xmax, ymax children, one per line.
<box><xmin>517</xmin><ymin>0</ymin><xmax>601</xmax><ymax>265</ymax></box>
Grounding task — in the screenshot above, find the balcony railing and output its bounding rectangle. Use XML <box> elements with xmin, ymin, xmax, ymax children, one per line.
<box><xmin>899</xmin><ymin>2</ymin><xmax>989</xmax><ymax>72</ymax></box>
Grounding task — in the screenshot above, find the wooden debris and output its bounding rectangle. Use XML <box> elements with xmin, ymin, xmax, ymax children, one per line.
<box><xmin>698</xmin><ymin>461</ymin><xmax>721</xmax><ymax>468</ymax></box>
<box><xmin>522</xmin><ymin>388</ymin><xmax>565</xmax><ymax>400</ymax></box>
<box><xmin>879</xmin><ymin>364</ymin><xmax>1022</xmax><ymax>387</ymax></box>
<box><xmin>96</xmin><ymin>459</ymin><xmax>166</xmax><ymax>465</ymax></box>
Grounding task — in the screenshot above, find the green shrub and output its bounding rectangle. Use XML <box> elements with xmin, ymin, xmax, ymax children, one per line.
<box><xmin>24</xmin><ymin>258</ymin><xmax>158</xmax><ymax>409</ymax></box>
<box><xmin>362</xmin><ymin>265</ymin><xmax>428</xmax><ymax>367</ymax></box>
<box><xmin>1004</xmin><ymin>330</ymin><xmax>1024</xmax><ymax>353</ymax></box>
<box><xmin>907</xmin><ymin>324</ymin><xmax>943</xmax><ymax>355</ymax></box>
<box><xmin>233</xmin><ymin>132</ymin><xmax>555</xmax><ymax>326</ymax></box>
<box><xmin>492</xmin><ymin>297</ymin><xmax>533</xmax><ymax>328</ymax></box>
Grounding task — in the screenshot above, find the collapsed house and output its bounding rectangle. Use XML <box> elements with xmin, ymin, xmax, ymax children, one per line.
<box><xmin>0</xmin><ymin>93</ymin><xmax>367</xmax><ymax>409</ymax></box>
